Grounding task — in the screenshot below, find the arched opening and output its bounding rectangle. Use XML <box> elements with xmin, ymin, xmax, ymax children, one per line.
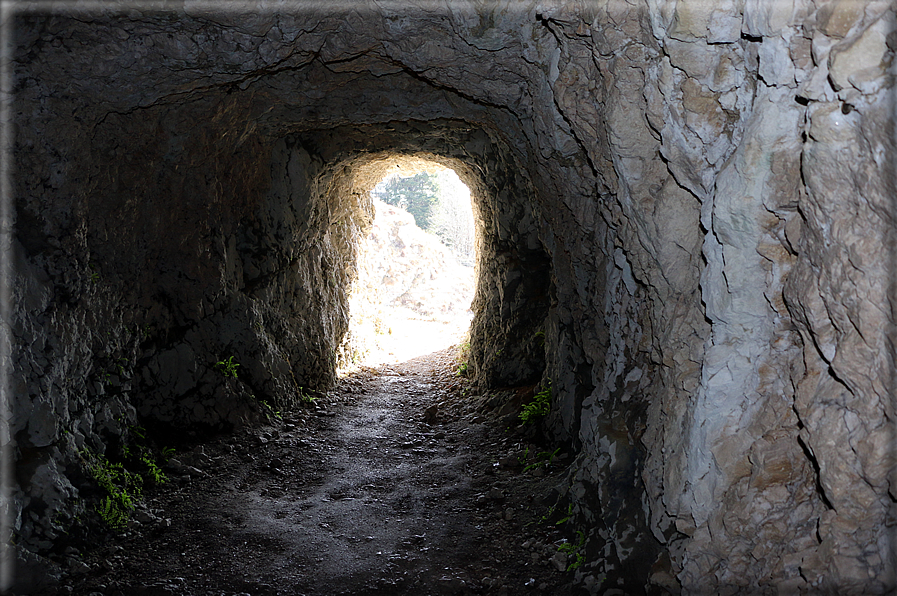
<box><xmin>339</xmin><ymin>155</ymin><xmax>478</xmax><ymax>367</ymax></box>
<box><xmin>266</xmin><ymin>122</ymin><xmax>551</xmax><ymax>393</ymax></box>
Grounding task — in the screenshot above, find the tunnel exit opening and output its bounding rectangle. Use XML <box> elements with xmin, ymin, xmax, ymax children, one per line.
<box><xmin>339</xmin><ymin>156</ymin><xmax>478</xmax><ymax>369</ymax></box>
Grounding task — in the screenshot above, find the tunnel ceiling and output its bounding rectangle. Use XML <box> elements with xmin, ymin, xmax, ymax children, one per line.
<box><xmin>16</xmin><ymin>7</ymin><xmax>600</xmax><ymax>162</ymax></box>
<box><xmin>10</xmin><ymin>2</ymin><xmax>897</xmax><ymax>595</ymax></box>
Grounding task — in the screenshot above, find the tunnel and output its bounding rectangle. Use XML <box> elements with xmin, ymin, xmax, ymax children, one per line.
<box><xmin>7</xmin><ymin>2</ymin><xmax>897</xmax><ymax>594</ymax></box>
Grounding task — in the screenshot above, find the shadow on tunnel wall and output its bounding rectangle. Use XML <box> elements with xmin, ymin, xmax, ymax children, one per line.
<box><xmin>13</xmin><ymin>109</ymin><xmax>554</xmax><ymax>435</ymax></box>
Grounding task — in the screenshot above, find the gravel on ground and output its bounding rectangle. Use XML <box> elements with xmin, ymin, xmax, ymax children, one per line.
<box><xmin>64</xmin><ymin>347</ymin><xmax>581</xmax><ymax>596</ymax></box>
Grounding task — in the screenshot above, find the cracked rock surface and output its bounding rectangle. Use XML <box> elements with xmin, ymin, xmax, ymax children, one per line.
<box><xmin>10</xmin><ymin>1</ymin><xmax>897</xmax><ymax>594</ymax></box>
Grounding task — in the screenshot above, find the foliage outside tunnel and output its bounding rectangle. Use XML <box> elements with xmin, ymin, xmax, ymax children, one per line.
<box><xmin>371</xmin><ymin>169</ymin><xmax>476</xmax><ymax>267</ymax></box>
<box><xmin>340</xmin><ymin>162</ymin><xmax>477</xmax><ymax>368</ymax></box>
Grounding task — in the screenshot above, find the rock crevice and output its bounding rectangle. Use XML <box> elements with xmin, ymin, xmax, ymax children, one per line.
<box><xmin>10</xmin><ymin>2</ymin><xmax>897</xmax><ymax>593</ymax></box>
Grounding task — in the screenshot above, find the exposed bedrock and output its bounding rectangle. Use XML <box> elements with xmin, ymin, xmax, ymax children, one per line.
<box><xmin>10</xmin><ymin>1</ymin><xmax>897</xmax><ymax>593</ymax></box>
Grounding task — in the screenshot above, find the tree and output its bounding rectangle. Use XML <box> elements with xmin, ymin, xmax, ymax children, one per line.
<box><xmin>431</xmin><ymin>187</ymin><xmax>475</xmax><ymax>264</ymax></box>
<box><xmin>372</xmin><ymin>172</ymin><xmax>440</xmax><ymax>230</ymax></box>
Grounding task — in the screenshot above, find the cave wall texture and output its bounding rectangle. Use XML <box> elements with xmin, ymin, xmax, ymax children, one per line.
<box><xmin>8</xmin><ymin>0</ymin><xmax>897</xmax><ymax>593</ymax></box>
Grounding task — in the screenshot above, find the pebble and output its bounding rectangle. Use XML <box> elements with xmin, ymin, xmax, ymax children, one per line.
<box><xmin>183</xmin><ymin>451</ymin><xmax>212</xmax><ymax>468</ymax></box>
<box><xmin>551</xmin><ymin>552</ymin><xmax>568</xmax><ymax>572</ymax></box>
<box><xmin>485</xmin><ymin>488</ymin><xmax>505</xmax><ymax>505</ymax></box>
<box><xmin>437</xmin><ymin>576</ymin><xmax>466</xmax><ymax>594</ymax></box>
<box><xmin>68</xmin><ymin>559</ymin><xmax>91</xmax><ymax>574</ymax></box>
<box><xmin>133</xmin><ymin>509</ymin><xmax>157</xmax><ymax>524</ymax></box>
<box><xmin>165</xmin><ymin>459</ymin><xmax>207</xmax><ymax>477</ymax></box>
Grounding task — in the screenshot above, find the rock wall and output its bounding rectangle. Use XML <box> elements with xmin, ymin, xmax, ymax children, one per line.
<box><xmin>11</xmin><ymin>98</ymin><xmax>374</xmax><ymax>564</ymax></box>
<box><xmin>9</xmin><ymin>1</ymin><xmax>897</xmax><ymax>593</ymax></box>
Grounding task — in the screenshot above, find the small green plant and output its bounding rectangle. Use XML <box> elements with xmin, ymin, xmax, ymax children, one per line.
<box><xmin>84</xmin><ymin>425</ymin><xmax>171</xmax><ymax>531</ymax></box>
<box><xmin>558</xmin><ymin>530</ymin><xmax>586</xmax><ymax>571</ymax></box>
<box><xmin>82</xmin><ymin>449</ymin><xmax>143</xmax><ymax>531</ymax></box>
<box><xmin>96</xmin><ymin>496</ymin><xmax>129</xmax><ymax>530</ymax></box>
<box><xmin>259</xmin><ymin>399</ymin><xmax>283</xmax><ymax>420</ymax></box>
<box><xmin>556</xmin><ymin>503</ymin><xmax>574</xmax><ymax>525</ymax></box>
<box><xmin>215</xmin><ymin>356</ymin><xmax>240</xmax><ymax>378</ymax></box>
<box><xmin>161</xmin><ymin>446</ymin><xmax>176</xmax><ymax>461</ymax></box>
<box><xmin>122</xmin><ymin>427</ymin><xmax>166</xmax><ymax>484</ymax></box>
<box><xmin>298</xmin><ymin>387</ymin><xmax>318</xmax><ymax>404</ymax></box>
<box><xmin>456</xmin><ymin>341</ymin><xmax>471</xmax><ymax>377</ymax></box>
<box><xmin>523</xmin><ymin>447</ymin><xmax>561</xmax><ymax>472</ymax></box>
<box><xmin>519</xmin><ymin>382</ymin><xmax>552</xmax><ymax>425</ymax></box>
<box><xmin>537</xmin><ymin>503</ymin><xmax>556</xmax><ymax>525</ymax></box>
<box><xmin>88</xmin><ymin>263</ymin><xmax>100</xmax><ymax>283</ymax></box>
<box><xmin>137</xmin><ymin>448</ymin><xmax>167</xmax><ymax>485</ymax></box>
<box><xmin>529</xmin><ymin>501</ymin><xmax>565</xmax><ymax>527</ymax></box>
<box><xmin>533</xmin><ymin>330</ymin><xmax>546</xmax><ymax>347</ymax></box>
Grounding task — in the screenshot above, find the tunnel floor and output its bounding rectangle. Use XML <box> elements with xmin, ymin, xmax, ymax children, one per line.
<box><xmin>66</xmin><ymin>348</ymin><xmax>575</xmax><ymax>596</ymax></box>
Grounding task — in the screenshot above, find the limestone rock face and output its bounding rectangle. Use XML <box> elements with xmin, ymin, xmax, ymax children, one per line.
<box><xmin>10</xmin><ymin>1</ymin><xmax>896</xmax><ymax>593</ymax></box>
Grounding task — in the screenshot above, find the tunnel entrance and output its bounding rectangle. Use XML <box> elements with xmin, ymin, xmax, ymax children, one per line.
<box><xmin>341</xmin><ymin>158</ymin><xmax>477</xmax><ymax>367</ymax></box>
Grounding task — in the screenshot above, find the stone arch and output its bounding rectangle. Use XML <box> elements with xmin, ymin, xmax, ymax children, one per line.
<box><xmin>279</xmin><ymin>121</ymin><xmax>553</xmax><ymax>389</ymax></box>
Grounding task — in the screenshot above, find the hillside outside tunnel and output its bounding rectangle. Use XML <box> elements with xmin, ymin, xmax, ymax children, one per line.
<box><xmin>341</xmin><ymin>156</ymin><xmax>477</xmax><ymax>366</ymax></box>
<box><xmin>8</xmin><ymin>2</ymin><xmax>897</xmax><ymax>594</ymax></box>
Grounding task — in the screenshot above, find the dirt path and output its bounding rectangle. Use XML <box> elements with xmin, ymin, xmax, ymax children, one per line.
<box><xmin>66</xmin><ymin>349</ymin><xmax>578</xmax><ymax>596</ymax></box>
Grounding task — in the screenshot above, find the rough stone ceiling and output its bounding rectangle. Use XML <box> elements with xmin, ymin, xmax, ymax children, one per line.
<box><xmin>8</xmin><ymin>1</ymin><xmax>897</xmax><ymax>594</ymax></box>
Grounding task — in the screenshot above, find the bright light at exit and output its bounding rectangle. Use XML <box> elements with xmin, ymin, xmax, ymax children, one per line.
<box><xmin>344</xmin><ymin>164</ymin><xmax>476</xmax><ymax>367</ymax></box>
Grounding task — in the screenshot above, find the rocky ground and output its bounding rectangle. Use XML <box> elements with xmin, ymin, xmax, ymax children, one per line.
<box><xmin>59</xmin><ymin>347</ymin><xmax>584</xmax><ymax>596</ymax></box>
